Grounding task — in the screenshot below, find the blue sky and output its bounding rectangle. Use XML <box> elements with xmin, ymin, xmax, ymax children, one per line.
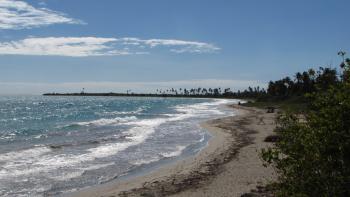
<box><xmin>0</xmin><ymin>0</ymin><xmax>349</xmax><ymax>94</ymax></box>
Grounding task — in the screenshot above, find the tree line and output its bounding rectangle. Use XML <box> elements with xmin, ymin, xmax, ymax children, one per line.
<box><xmin>154</xmin><ymin>87</ymin><xmax>227</xmax><ymax>96</ymax></box>
<box><xmin>150</xmin><ymin>59</ymin><xmax>347</xmax><ymax>100</ymax></box>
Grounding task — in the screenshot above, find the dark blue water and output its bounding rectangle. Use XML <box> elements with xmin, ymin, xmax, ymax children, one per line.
<box><xmin>0</xmin><ymin>96</ymin><xmax>237</xmax><ymax>196</ymax></box>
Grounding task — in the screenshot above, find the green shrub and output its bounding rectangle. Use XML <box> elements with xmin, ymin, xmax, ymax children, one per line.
<box><xmin>261</xmin><ymin>76</ymin><xmax>350</xmax><ymax>196</ymax></box>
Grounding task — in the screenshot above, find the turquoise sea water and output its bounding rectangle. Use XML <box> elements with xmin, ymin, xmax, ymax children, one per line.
<box><xmin>0</xmin><ymin>96</ymin><xmax>237</xmax><ymax>196</ymax></box>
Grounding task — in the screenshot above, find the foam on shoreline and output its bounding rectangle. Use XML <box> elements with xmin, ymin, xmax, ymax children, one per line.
<box><xmin>66</xmin><ymin>104</ymin><xmax>240</xmax><ymax>197</ymax></box>
<box><xmin>68</xmin><ymin>105</ymin><xmax>277</xmax><ymax>197</ymax></box>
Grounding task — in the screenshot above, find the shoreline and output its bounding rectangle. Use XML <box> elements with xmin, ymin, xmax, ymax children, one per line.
<box><xmin>68</xmin><ymin>105</ymin><xmax>276</xmax><ymax>197</ymax></box>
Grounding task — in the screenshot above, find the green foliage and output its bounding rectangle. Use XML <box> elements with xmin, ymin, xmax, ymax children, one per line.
<box><xmin>261</xmin><ymin>64</ymin><xmax>350</xmax><ymax>196</ymax></box>
<box><xmin>266</xmin><ymin>67</ymin><xmax>339</xmax><ymax>100</ymax></box>
<box><xmin>234</xmin><ymin>66</ymin><xmax>339</xmax><ymax>104</ymax></box>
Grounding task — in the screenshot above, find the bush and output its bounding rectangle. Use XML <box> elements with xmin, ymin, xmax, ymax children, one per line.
<box><xmin>261</xmin><ymin>76</ymin><xmax>350</xmax><ymax>196</ymax></box>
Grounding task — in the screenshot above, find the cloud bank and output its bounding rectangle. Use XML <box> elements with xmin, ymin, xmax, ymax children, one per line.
<box><xmin>0</xmin><ymin>0</ymin><xmax>83</xmax><ymax>29</ymax></box>
<box><xmin>0</xmin><ymin>37</ymin><xmax>220</xmax><ymax>57</ymax></box>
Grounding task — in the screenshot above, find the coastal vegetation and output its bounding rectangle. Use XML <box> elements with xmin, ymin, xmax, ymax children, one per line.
<box><xmin>240</xmin><ymin>64</ymin><xmax>342</xmax><ymax>112</ymax></box>
<box><xmin>260</xmin><ymin>54</ymin><xmax>350</xmax><ymax>196</ymax></box>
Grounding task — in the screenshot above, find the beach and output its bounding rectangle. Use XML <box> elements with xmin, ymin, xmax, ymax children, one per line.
<box><xmin>0</xmin><ymin>97</ymin><xmax>236</xmax><ymax>196</ymax></box>
<box><xmin>69</xmin><ymin>104</ymin><xmax>277</xmax><ymax>197</ymax></box>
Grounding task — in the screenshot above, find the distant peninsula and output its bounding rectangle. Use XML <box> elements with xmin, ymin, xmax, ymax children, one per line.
<box><xmin>42</xmin><ymin>92</ymin><xmax>235</xmax><ymax>99</ymax></box>
<box><xmin>43</xmin><ymin>87</ymin><xmax>264</xmax><ymax>99</ymax></box>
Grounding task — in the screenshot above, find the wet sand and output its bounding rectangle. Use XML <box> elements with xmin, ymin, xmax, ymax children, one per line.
<box><xmin>69</xmin><ymin>105</ymin><xmax>276</xmax><ymax>197</ymax></box>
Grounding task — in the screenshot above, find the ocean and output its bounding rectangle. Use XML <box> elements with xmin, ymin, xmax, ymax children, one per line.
<box><xmin>0</xmin><ymin>96</ymin><xmax>237</xmax><ymax>196</ymax></box>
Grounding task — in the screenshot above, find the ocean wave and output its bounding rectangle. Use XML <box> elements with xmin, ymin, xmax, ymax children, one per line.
<box><xmin>97</xmin><ymin>107</ymin><xmax>145</xmax><ymax>116</ymax></box>
<box><xmin>46</xmin><ymin>135</ymin><xmax>130</xmax><ymax>149</ymax></box>
<box><xmin>0</xmin><ymin>132</ymin><xmax>16</xmax><ymax>140</ymax></box>
<box><xmin>34</xmin><ymin>134</ymin><xmax>48</xmax><ymax>139</ymax></box>
<box><xmin>0</xmin><ymin>146</ymin><xmax>51</xmax><ymax>162</ymax></box>
<box><xmin>0</xmin><ymin>118</ymin><xmax>8</xmax><ymax>122</ymax></box>
<box><xmin>0</xmin><ymin>117</ymin><xmax>166</xmax><ymax>180</ymax></box>
<box><xmin>86</xmin><ymin>118</ymin><xmax>167</xmax><ymax>159</ymax></box>
<box><xmin>64</xmin><ymin>102</ymin><xmax>75</xmax><ymax>107</ymax></box>
<box><xmin>73</xmin><ymin>116</ymin><xmax>138</xmax><ymax>126</ymax></box>
<box><xmin>63</xmin><ymin>99</ymin><xmax>235</xmax><ymax>130</ymax></box>
<box><xmin>101</xmin><ymin>99</ymin><xmax>234</xmax><ymax>159</ymax></box>
<box><xmin>130</xmin><ymin>145</ymin><xmax>187</xmax><ymax>165</ymax></box>
<box><xmin>130</xmin><ymin>157</ymin><xmax>161</xmax><ymax>166</ymax></box>
<box><xmin>173</xmin><ymin>99</ymin><xmax>237</xmax><ymax>118</ymax></box>
<box><xmin>50</xmin><ymin>162</ymin><xmax>115</xmax><ymax>181</ymax></box>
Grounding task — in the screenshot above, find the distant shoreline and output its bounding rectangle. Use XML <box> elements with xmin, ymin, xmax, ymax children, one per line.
<box><xmin>43</xmin><ymin>92</ymin><xmax>235</xmax><ymax>99</ymax></box>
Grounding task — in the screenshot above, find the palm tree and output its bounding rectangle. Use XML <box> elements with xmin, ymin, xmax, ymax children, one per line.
<box><xmin>295</xmin><ymin>72</ymin><xmax>302</xmax><ymax>83</ymax></box>
<box><xmin>190</xmin><ymin>88</ymin><xmax>195</xmax><ymax>95</ymax></box>
<box><xmin>197</xmin><ymin>87</ymin><xmax>201</xmax><ymax>95</ymax></box>
<box><xmin>338</xmin><ymin>50</ymin><xmax>346</xmax><ymax>63</ymax></box>
<box><xmin>184</xmin><ymin>88</ymin><xmax>188</xmax><ymax>95</ymax></box>
<box><xmin>213</xmin><ymin>88</ymin><xmax>219</xmax><ymax>95</ymax></box>
<box><xmin>202</xmin><ymin>88</ymin><xmax>208</xmax><ymax>95</ymax></box>
<box><xmin>308</xmin><ymin>69</ymin><xmax>315</xmax><ymax>79</ymax></box>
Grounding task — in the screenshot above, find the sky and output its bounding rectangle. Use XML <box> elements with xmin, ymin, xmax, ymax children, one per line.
<box><xmin>0</xmin><ymin>0</ymin><xmax>349</xmax><ymax>94</ymax></box>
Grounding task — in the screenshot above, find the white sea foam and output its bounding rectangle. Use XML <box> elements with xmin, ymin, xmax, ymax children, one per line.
<box><xmin>75</xmin><ymin>116</ymin><xmax>138</xmax><ymax>126</ymax></box>
<box><xmin>0</xmin><ymin>147</ymin><xmax>51</xmax><ymax>162</ymax></box>
<box><xmin>198</xmin><ymin>135</ymin><xmax>205</xmax><ymax>142</ymax></box>
<box><xmin>173</xmin><ymin>99</ymin><xmax>234</xmax><ymax>118</ymax></box>
<box><xmin>0</xmin><ymin>149</ymin><xmax>115</xmax><ymax>180</ymax></box>
<box><xmin>130</xmin><ymin>157</ymin><xmax>161</xmax><ymax>166</ymax></box>
<box><xmin>87</xmin><ymin>118</ymin><xmax>168</xmax><ymax>159</ymax></box>
<box><xmin>98</xmin><ymin>107</ymin><xmax>145</xmax><ymax>116</ymax></box>
<box><xmin>0</xmin><ymin>118</ymin><xmax>161</xmax><ymax>180</ymax></box>
<box><xmin>50</xmin><ymin>162</ymin><xmax>115</xmax><ymax>181</ymax></box>
<box><xmin>34</xmin><ymin>134</ymin><xmax>47</xmax><ymax>139</ymax></box>
<box><xmin>161</xmin><ymin>145</ymin><xmax>187</xmax><ymax>158</ymax></box>
<box><xmin>49</xmin><ymin>170</ymin><xmax>85</xmax><ymax>182</ymax></box>
<box><xmin>0</xmin><ymin>116</ymin><xmax>167</xmax><ymax>180</ymax></box>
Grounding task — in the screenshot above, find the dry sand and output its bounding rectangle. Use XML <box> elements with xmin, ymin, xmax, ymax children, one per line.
<box><xmin>68</xmin><ymin>105</ymin><xmax>277</xmax><ymax>197</ymax></box>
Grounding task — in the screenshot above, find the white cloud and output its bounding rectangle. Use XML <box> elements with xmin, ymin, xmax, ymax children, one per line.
<box><xmin>0</xmin><ymin>0</ymin><xmax>83</xmax><ymax>30</ymax></box>
<box><xmin>0</xmin><ymin>37</ymin><xmax>130</xmax><ymax>57</ymax></box>
<box><xmin>0</xmin><ymin>79</ymin><xmax>266</xmax><ymax>95</ymax></box>
<box><xmin>0</xmin><ymin>37</ymin><xmax>220</xmax><ymax>57</ymax></box>
<box><xmin>118</xmin><ymin>38</ymin><xmax>220</xmax><ymax>53</ymax></box>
